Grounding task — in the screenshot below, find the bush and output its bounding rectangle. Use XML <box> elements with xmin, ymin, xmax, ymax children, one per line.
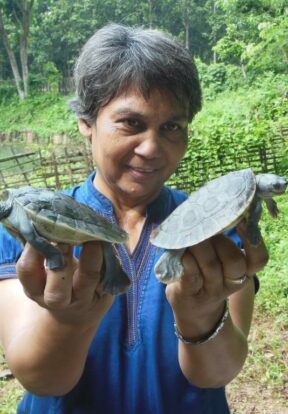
<box><xmin>196</xmin><ymin>59</ymin><xmax>227</xmax><ymax>96</ymax></box>
<box><xmin>0</xmin><ymin>81</ymin><xmax>17</xmax><ymax>103</ymax></box>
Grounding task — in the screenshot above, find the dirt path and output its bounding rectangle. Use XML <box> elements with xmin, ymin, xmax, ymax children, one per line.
<box><xmin>226</xmin><ymin>309</ymin><xmax>288</xmax><ymax>414</ymax></box>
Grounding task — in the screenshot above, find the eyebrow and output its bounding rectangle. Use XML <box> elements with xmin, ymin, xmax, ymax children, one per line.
<box><xmin>113</xmin><ymin>108</ymin><xmax>188</xmax><ymax>122</ymax></box>
<box><xmin>113</xmin><ymin>109</ymin><xmax>146</xmax><ymax>118</ymax></box>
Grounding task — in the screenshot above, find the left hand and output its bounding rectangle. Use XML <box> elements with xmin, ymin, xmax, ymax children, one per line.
<box><xmin>165</xmin><ymin>222</ymin><xmax>269</xmax><ymax>336</ymax></box>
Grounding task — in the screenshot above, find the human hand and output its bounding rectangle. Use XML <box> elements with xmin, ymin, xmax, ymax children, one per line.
<box><xmin>165</xmin><ymin>221</ymin><xmax>268</xmax><ymax>335</ymax></box>
<box><xmin>16</xmin><ymin>241</ymin><xmax>114</xmax><ymax>327</ymax></box>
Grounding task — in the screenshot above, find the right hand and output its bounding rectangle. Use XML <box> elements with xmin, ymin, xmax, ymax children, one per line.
<box><xmin>16</xmin><ymin>241</ymin><xmax>114</xmax><ymax>327</ymax></box>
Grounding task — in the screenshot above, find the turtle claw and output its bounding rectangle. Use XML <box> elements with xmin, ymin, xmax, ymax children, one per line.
<box><xmin>154</xmin><ymin>249</ymin><xmax>185</xmax><ymax>284</ymax></box>
<box><xmin>246</xmin><ymin>226</ymin><xmax>262</xmax><ymax>246</ymax></box>
<box><xmin>46</xmin><ymin>254</ymin><xmax>66</xmax><ymax>270</ymax></box>
<box><xmin>101</xmin><ymin>267</ymin><xmax>131</xmax><ymax>295</ymax></box>
<box><xmin>20</xmin><ymin>222</ymin><xmax>66</xmax><ymax>271</ymax></box>
<box><xmin>100</xmin><ymin>242</ymin><xmax>131</xmax><ymax>295</ymax></box>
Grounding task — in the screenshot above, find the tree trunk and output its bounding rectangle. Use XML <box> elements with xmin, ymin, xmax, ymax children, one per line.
<box><xmin>19</xmin><ymin>1</ymin><xmax>32</xmax><ymax>97</ymax></box>
<box><xmin>0</xmin><ymin>1</ymin><xmax>34</xmax><ymax>99</ymax></box>
<box><xmin>241</xmin><ymin>63</ymin><xmax>247</xmax><ymax>80</ymax></box>
<box><xmin>20</xmin><ymin>33</ymin><xmax>29</xmax><ymax>97</ymax></box>
<box><xmin>181</xmin><ymin>0</ymin><xmax>190</xmax><ymax>50</ymax></box>
<box><xmin>0</xmin><ymin>9</ymin><xmax>25</xmax><ymax>99</ymax></box>
<box><xmin>185</xmin><ymin>17</ymin><xmax>189</xmax><ymax>50</ymax></box>
<box><xmin>212</xmin><ymin>0</ymin><xmax>217</xmax><ymax>63</ymax></box>
<box><xmin>147</xmin><ymin>0</ymin><xmax>154</xmax><ymax>29</ymax></box>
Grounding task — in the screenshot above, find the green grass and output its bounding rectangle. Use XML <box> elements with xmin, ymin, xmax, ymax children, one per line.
<box><xmin>0</xmin><ymin>348</ymin><xmax>24</xmax><ymax>414</ymax></box>
<box><xmin>0</xmin><ymin>379</ymin><xmax>24</xmax><ymax>414</ymax></box>
<box><xmin>227</xmin><ymin>192</ymin><xmax>288</xmax><ymax>412</ymax></box>
<box><xmin>0</xmin><ymin>93</ymin><xmax>78</xmax><ymax>139</ymax></box>
<box><xmin>256</xmin><ymin>193</ymin><xmax>288</xmax><ymax>318</ymax></box>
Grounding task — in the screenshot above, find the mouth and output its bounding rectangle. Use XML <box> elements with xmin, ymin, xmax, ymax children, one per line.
<box><xmin>274</xmin><ymin>181</ymin><xmax>287</xmax><ymax>194</ymax></box>
<box><xmin>127</xmin><ymin>166</ymin><xmax>159</xmax><ymax>176</ymax></box>
<box><xmin>274</xmin><ymin>187</ymin><xmax>287</xmax><ymax>195</ymax></box>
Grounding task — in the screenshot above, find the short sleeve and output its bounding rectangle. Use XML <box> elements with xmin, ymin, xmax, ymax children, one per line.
<box><xmin>224</xmin><ymin>226</ymin><xmax>243</xmax><ymax>249</ymax></box>
<box><xmin>0</xmin><ymin>224</ymin><xmax>23</xmax><ymax>280</ymax></box>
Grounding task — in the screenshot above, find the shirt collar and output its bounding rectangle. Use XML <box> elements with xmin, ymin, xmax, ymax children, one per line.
<box><xmin>78</xmin><ymin>171</ymin><xmax>171</xmax><ymax>223</ymax></box>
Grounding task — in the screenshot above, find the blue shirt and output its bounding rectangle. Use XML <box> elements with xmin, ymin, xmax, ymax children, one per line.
<box><xmin>0</xmin><ymin>173</ymin><xmax>239</xmax><ymax>414</ymax></box>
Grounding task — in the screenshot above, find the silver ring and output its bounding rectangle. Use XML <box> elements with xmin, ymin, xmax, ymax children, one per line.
<box><xmin>230</xmin><ymin>274</ymin><xmax>248</xmax><ymax>285</ymax></box>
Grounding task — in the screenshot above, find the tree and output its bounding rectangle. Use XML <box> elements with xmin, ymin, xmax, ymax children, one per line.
<box><xmin>244</xmin><ymin>10</ymin><xmax>288</xmax><ymax>73</ymax></box>
<box><xmin>214</xmin><ymin>0</ymin><xmax>288</xmax><ymax>78</ymax></box>
<box><xmin>147</xmin><ymin>0</ymin><xmax>156</xmax><ymax>28</ymax></box>
<box><xmin>0</xmin><ymin>0</ymin><xmax>34</xmax><ymax>99</ymax></box>
<box><xmin>30</xmin><ymin>0</ymin><xmax>147</xmax><ymax>88</ymax></box>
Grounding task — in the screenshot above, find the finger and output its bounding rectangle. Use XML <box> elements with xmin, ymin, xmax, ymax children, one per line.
<box><xmin>188</xmin><ymin>238</ymin><xmax>223</xmax><ymax>293</ymax></box>
<box><xmin>237</xmin><ymin>221</ymin><xmax>269</xmax><ymax>275</ymax></box>
<box><xmin>179</xmin><ymin>249</ymin><xmax>203</xmax><ymax>295</ymax></box>
<box><xmin>16</xmin><ymin>243</ymin><xmax>47</xmax><ymax>298</ymax></box>
<box><xmin>43</xmin><ymin>244</ymin><xmax>75</xmax><ymax>308</ymax></box>
<box><xmin>73</xmin><ymin>241</ymin><xmax>104</xmax><ymax>300</ymax></box>
<box><xmin>211</xmin><ymin>234</ymin><xmax>249</xmax><ymax>293</ymax></box>
<box><xmin>211</xmin><ymin>234</ymin><xmax>247</xmax><ymax>279</ymax></box>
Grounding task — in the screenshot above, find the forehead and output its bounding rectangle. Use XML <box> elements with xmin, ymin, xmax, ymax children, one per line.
<box><xmin>99</xmin><ymin>86</ymin><xmax>189</xmax><ymax>120</ymax></box>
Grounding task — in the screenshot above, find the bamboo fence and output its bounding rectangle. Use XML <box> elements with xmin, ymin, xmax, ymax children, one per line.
<box><xmin>0</xmin><ymin>127</ymin><xmax>286</xmax><ymax>193</ymax></box>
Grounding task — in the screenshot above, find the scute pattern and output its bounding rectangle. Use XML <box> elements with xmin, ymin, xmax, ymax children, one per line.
<box><xmin>9</xmin><ymin>187</ymin><xmax>128</xmax><ymax>244</ymax></box>
<box><xmin>151</xmin><ymin>169</ymin><xmax>256</xmax><ymax>249</ymax></box>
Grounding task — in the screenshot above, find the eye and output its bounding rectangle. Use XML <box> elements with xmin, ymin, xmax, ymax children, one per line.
<box><xmin>163</xmin><ymin>122</ymin><xmax>181</xmax><ymax>132</ymax></box>
<box><xmin>123</xmin><ymin>119</ymin><xmax>142</xmax><ymax>129</ymax></box>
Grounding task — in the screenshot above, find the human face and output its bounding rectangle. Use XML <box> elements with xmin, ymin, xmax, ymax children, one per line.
<box><xmin>79</xmin><ymin>88</ymin><xmax>189</xmax><ymax>207</ymax></box>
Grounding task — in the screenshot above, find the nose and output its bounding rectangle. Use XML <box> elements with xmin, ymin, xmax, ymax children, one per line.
<box><xmin>275</xmin><ymin>177</ymin><xmax>287</xmax><ymax>193</ymax></box>
<box><xmin>134</xmin><ymin>130</ymin><xmax>162</xmax><ymax>159</ymax></box>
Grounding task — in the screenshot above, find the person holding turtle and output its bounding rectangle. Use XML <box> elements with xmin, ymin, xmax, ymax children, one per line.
<box><xmin>0</xmin><ymin>24</ymin><xmax>269</xmax><ymax>413</ymax></box>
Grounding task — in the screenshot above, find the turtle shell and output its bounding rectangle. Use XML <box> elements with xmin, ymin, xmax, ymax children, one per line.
<box><xmin>7</xmin><ymin>187</ymin><xmax>127</xmax><ymax>244</ymax></box>
<box><xmin>150</xmin><ymin>169</ymin><xmax>256</xmax><ymax>249</ymax></box>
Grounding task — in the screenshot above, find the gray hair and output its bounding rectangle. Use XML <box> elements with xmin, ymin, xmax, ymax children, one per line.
<box><xmin>69</xmin><ymin>23</ymin><xmax>202</xmax><ymax>124</ymax></box>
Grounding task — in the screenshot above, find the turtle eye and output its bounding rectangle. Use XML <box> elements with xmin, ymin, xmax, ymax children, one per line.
<box><xmin>273</xmin><ymin>179</ymin><xmax>287</xmax><ymax>192</ymax></box>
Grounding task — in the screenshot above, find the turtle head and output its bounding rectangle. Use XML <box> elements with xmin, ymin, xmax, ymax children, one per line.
<box><xmin>0</xmin><ymin>190</ymin><xmax>13</xmax><ymax>220</ymax></box>
<box><xmin>256</xmin><ymin>173</ymin><xmax>287</xmax><ymax>198</ymax></box>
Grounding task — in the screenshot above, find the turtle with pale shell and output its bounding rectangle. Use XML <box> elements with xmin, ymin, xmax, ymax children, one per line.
<box><xmin>150</xmin><ymin>168</ymin><xmax>287</xmax><ymax>284</ymax></box>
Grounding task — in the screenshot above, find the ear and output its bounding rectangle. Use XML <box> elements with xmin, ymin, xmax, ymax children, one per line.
<box><xmin>78</xmin><ymin>119</ymin><xmax>93</xmax><ymax>139</ymax></box>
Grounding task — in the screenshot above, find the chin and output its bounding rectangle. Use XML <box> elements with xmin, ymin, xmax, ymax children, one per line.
<box><xmin>122</xmin><ymin>184</ymin><xmax>160</xmax><ymax>199</ymax></box>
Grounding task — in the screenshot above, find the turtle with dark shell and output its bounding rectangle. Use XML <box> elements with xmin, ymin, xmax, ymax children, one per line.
<box><xmin>0</xmin><ymin>186</ymin><xmax>130</xmax><ymax>295</ymax></box>
<box><xmin>150</xmin><ymin>169</ymin><xmax>287</xmax><ymax>284</ymax></box>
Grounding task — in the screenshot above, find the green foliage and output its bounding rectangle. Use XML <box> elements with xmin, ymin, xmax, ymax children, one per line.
<box><xmin>196</xmin><ymin>59</ymin><xmax>227</xmax><ymax>95</ymax></box>
<box><xmin>0</xmin><ymin>93</ymin><xmax>78</xmax><ymax>139</ymax></box>
<box><xmin>171</xmin><ymin>74</ymin><xmax>288</xmax><ymax>187</ymax></box>
<box><xmin>213</xmin><ymin>23</ymin><xmax>247</xmax><ymax>63</ymax></box>
<box><xmin>1</xmin><ymin>0</ymin><xmax>286</xmax><ymax>98</ymax></box>
<box><xmin>29</xmin><ymin>62</ymin><xmax>60</xmax><ymax>93</ymax></box>
<box><xmin>0</xmin><ymin>81</ymin><xmax>18</xmax><ymax>101</ymax></box>
<box><xmin>245</xmin><ymin>12</ymin><xmax>288</xmax><ymax>73</ymax></box>
<box><xmin>214</xmin><ymin>0</ymin><xmax>287</xmax><ymax>78</ymax></box>
<box><xmin>224</xmin><ymin>64</ymin><xmax>245</xmax><ymax>90</ymax></box>
<box><xmin>256</xmin><ymin>193</ymin><xmax>288</xmax><ymax>317</ymax></box>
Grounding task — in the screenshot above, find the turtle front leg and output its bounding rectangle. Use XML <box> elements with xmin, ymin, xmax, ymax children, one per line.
<box><xmin>154</xmin><ymin>248</ymin><xmax>186</xmax><ymax>284</ymax></box>
<box><xmin>265</xmin><ymin>197</ymin><xmax>279</xmax><ymax>218</ymax></box>
<box><xmin>246</xmin><ymin>198</ymin><xmax>263</xmax><ymax>246</ymax></box>
<box><xmin>20</xmin><ymin>221</ymin><xmax>65</xmax><ymax>270</ymax></box>
<box><xmin>100</xmin><ymin>242</ymin><xmax>131</xmax><ymax>295</ymax></box>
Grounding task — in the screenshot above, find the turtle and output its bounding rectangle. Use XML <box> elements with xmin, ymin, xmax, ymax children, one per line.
<box><xmin>0</xmin><ymin>186</ymin><xmax>130</xmax><ymax>295</ymax></box>
<box><xmin>150</xmin><ymin>168</ymin><xmax>287</xmax><ymax>284</ymax></box>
